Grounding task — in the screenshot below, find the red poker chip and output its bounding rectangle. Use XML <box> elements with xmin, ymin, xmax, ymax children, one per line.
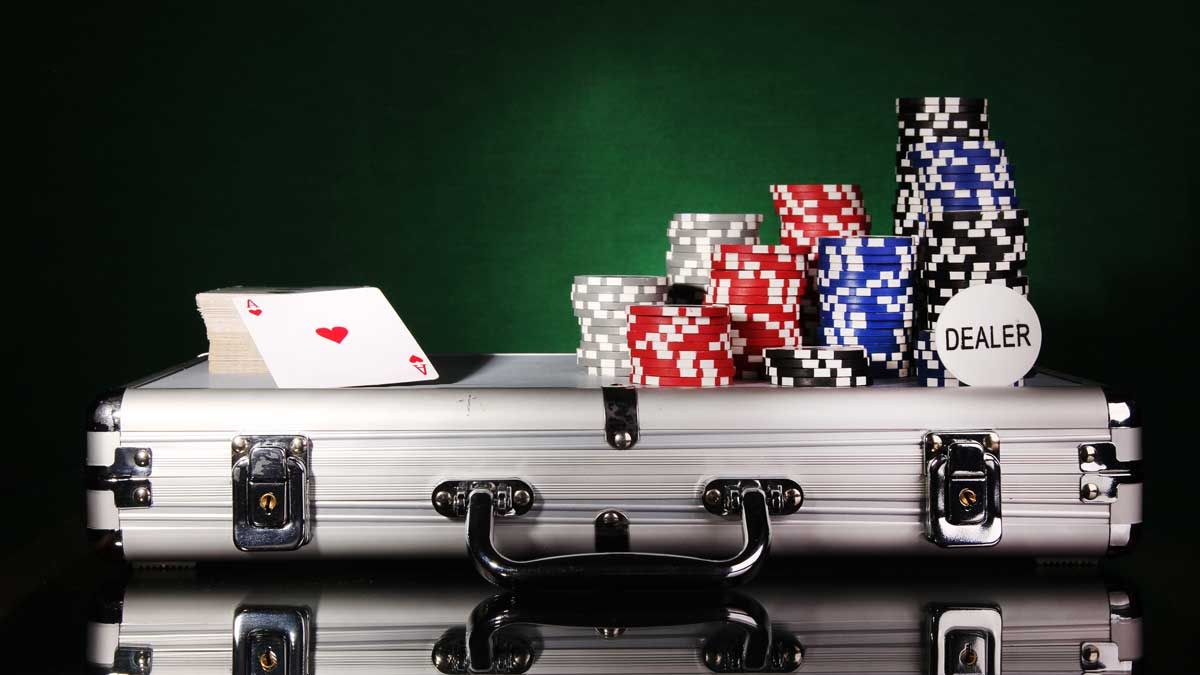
<box><xmin>708</xmin><ymin>287</ymin><xmax>805</xmax><ymax>296</ymax></box>
<box><xmin>769</xmin><ymin>183</ymin><xmax>861</xmax><ymax>193</ymax></box>
<box><xmin>731</xmin><ymin>312</ymin><xmax>801</xmax><ymax>323</ymax></box>
<box><xmin>632</xmin><ymin>356</ymin><xmax>734</xmax><ymax>369</ymax></box>
<box><xmin>710</xmin><ymin>278</ymin><xmax>807</xmax><ymax>287</ymax></box>
<box><xmin>626</xmin><ymin>323</ymin><xmax>729</xmax><ymax>336</ymax></box>
<box><xmin>713</xmin><ymin>253</ymin><xmax>805</xmax><ymax>265</ymax></box>
<box><xmin>627</xmin><ymin>304</ymin><xmax>730</xmax><ymax>318</ymax></box>
<box><xmin>709</xmin><ymin>269</ymin><xmax>806</xmax><ymax>281</ymax></box>
<box><xmin>628</xmin><ymin>314</ymin><xmax>727</xmax><ymax>326</ymax></box>
<box><xmin>710</xmin><ymin>297</ymin><xmax>803</xmax><ymax>307</ymax></box>
<box><xmin>732</xmin><ymin>318</ymin><xmax>801</xmax><ymax>328</ymax></box>
<box><xmin>631</xmin><ymin>339</ymin><xmax>732</xmax><ymax>351</ymax></box>
<box><xmin>633</xmin><ymin>365</ymin><xmax>737</xmax><ymax>378</ymax></box>
<box><xmin>711</xmin><ymin>261</ymin><xmax>806</xmax><ymax>272</ymax></box>
<box><xmin>723</xmin><ymin>302</ymin><xmax>801</xmax><ymax>312</ymax></box>
<box><xmin>772</xmin><ymin>197</ymin><xmax>865</xmax><ymax>209</ymax></box>
<box><xmin>629</xmin><ymin>348</ymin><xmax>732</xmax><ymax>360</ymax></box>
<box><xmin>713</xmin><ymin>244</ymin><xmax>807</xmax><ymax>256</ymax></box>
<box><xmin>780</xmin><ymin>214</ymin><xmax>871</xmax><ymax>225</ymax></box>
<box><xmin>732</xmin><ymin>336</ymin><xmax>803</xmax><ymax>347</ymax></box>
<box><xmin>630</xmin><ymin>374</ymin><xmax>734</xmax><ymax>387</ymax></box>
<box><xmin>771</xmin><ymin>190</ymin><xmax>861</xmax><ymax>200</ymax></box>
<box><xmin>731</xmin><ymin>326</ymin><xmax>804</xmax><ymax>338</ymax></box>
<box><xmin>776</xmin><ymin>206</ymin><xmax>868</xmax><ymax>217</ymax></box>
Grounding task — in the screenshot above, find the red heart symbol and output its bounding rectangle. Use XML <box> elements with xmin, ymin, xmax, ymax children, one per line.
<box><xmin>248</xmin><ymin>308</ymin><xmax>263</xmax><ymax>316</ymax></box>
<box><xmin>409</xmin><ymin>354</ymin><xmax>424</xmax><ymax>363</ymax></box>
<box><xmin>315</xmin><ymin>326</ymin><xmax>349</xmax><ymax>344</ymax></box>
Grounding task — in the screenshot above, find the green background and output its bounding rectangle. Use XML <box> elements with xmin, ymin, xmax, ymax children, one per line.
<box><xmin>23</xmin><ymin>1</ymin><xmax>1199</xmax><ymax>668</ymax></box>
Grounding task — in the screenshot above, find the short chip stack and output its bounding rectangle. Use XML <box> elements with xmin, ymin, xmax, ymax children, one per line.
<box><xmin>763</xmin><ymin>346</ymin><xmax>871</xmax><ymax>387</ymax></box>
<box><xmin>666</xmin><ymin>214</ymin><xmax>763</xmax><ymax>291</ymax></box>
<box><xmin>769</xmin><ymin>184</ymin><xmax>871</xmax><ymax>336</ymax></box>
<box><xmin>915</xmin><ymin>330</ymin><xmax>1024</xmax><ymax>387</ymax></box>
<box><xmin>816</xmin><ymin>236</ymin><xmax>916</xmax><ymax>379</ymax></box>
<box><xmin>704</xmin><ymin>244</ymin><xmax>806</xmax><ymax>377</ymax></box>
<box><xmin>626</xmin><ymin>304</ymin><xmax>734</xmax><ymax>386</ymax></box>
<box><xmin>572</xmin><ymin>275</ymin><xmax>668</xmax><ymax>376</ymax></box>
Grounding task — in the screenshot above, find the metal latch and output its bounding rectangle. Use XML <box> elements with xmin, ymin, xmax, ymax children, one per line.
<box><xmin>233</xmin><ymin>606</ymin><xmax>311</xmax><ymax>675</ymax></box>
<box><xmin>927</xmin><ymin>605</ymin><xmax>1001</xmax><ymax>675</ymax></box>
<box><xmin>232</xmin><ymin>436</ymin><xmax>312</xmax><ymax>551</ymax></box>
<box><xmin>925</xmin><ymin>432</ymin><xmax>1002</xmax><ymax>548</ymax></box>
<box><xmin>86</xmin><ymin>446</ymin><xmax>154</xmax><ymax>508</ymax></box>
<box><xmin>602</xmin><ymin>386</ymin><xmax>639</xmax><ymax>449</ymax></box>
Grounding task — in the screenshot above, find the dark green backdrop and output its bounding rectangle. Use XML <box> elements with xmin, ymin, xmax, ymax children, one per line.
<box><xmin>23</xmin><ymin>1</ymin><xmax>1199</xmax><ymax>667</ymax></box>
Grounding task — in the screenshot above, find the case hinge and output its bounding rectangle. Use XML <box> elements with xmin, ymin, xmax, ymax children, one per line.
<box><xmin>86</xmin><ymin>446</ymin><xmax>153</xmax><ymax>508</ymax></box>
<box><xmin>925</xmin><ymin>431</ymin><xmax>1002</xmax><ymax>548</ymax></box>
<box><xmin>1078</xmin><ymin>442</ymin><xmax>1142</xmax><ymax>503</ymax></box>
<box><xmin>927</xmin><ymin>605</ymin><xmax>1002</xmax><ymax>675</ymax></box>
<box><xmin>233</xmin><ymin>606</ymin><xmax>311</xmax><ymax>675</ymax></box>
<box><xmin>231</xmin><ymin>436</ymin><xmax>312</xmax><ymax>552</ymax></box>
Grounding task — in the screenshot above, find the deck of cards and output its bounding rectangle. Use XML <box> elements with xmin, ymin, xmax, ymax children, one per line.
<box><xmin>196</xmin><ymin>287</ymin><xmax>438</xmax><ymax>388</ymax></box>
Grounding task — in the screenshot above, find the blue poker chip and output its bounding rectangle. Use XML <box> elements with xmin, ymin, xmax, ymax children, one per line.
<box><xmin>921</xmin><ymin>188</ymin><xmax>1017</xmax><ymax>200</ymax></box>
<box><xmin>922</xmin><ymin>180</ymin><xmax>1015</xmax><ymax>191</ymax></box>
<box><xmin>919</xmin><ymin>163</ymin><xmax>1013</xmax><ymax>176</ymax></box>
<box><xmin>820</xmin><ymin>285</ymin><xmax>915</xmax><ymax>298</ymax></box>
<box><xmin>819</xmin><ymin>260</ymin><xmax>916</xmax><ymax>271</ymax></box>
<box><xmin>908</xmin><ymin>147</ymin><xmax>1006</xmax><ymax>159</ymax></box>
<box><xmin>820</xmin><ymin>313</ymin><xmax>912</xmax><ymax>325</ymax></box>
<box><xmin>817</xmin><ymin>235</ymin><xmax>916</xmax><ymax>252</ymax></box>
<box><xmin>927</xmin><ymin>198</ymin><xmax>1020</xmax><ymax>209</ymax></box>
<box><xmin>821</xmin><ymin>301</ymin><xmax>914</xmax><ymax>314</ymax></box>
<box><xmin>819</xmin><ymin>291</ymin><xmax>914</xmax><ymax>304</ymax></box>
<box><xmin>822</xmin><ymin>326</ymin><xmax>911</xmax><ymax>337</ymax></box>
<box><xmin>818</xmin><ymin>269</ymin><xmax>914</xmax><ymax>282</ymax></box>
<box><xmin>902</xmin><ymin>154</ymin><xmax>1008</xmax><ymax>168</ymax></box>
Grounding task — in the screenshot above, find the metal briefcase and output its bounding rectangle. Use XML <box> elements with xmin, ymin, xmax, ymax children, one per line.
<box><xmin>86</xmin><ymin>353</ymin><xmax>1143</xmax><ymax>587</ymax></box>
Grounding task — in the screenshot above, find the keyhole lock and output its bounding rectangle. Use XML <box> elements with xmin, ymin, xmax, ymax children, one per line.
<box><xmin>958</xmin><ymin>488</ymin><xmax>978</xmax><ymax>508</ymax></box>
<box><xmin>258</xmin><ymin>647</ymin><xmax>279</xmax><ymax>672</ymax></box>
<box><xmin>960</xmin><ymin>643</ymin><xmax>978</xmax><ymax>667</ymax></box>
<box><xmin>259</xmin><ymin>492</ymin><xmax>278</xmax><ymax>513</ymax></box>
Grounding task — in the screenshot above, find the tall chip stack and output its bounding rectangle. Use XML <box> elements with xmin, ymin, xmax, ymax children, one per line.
<box><xmin>893</xmin><ymin>98</ymin><xmax>991</xmax><ymax>239</ymax></box>
<box><xmin>666</xmin><ymin>214</ymin><xmax>763</xmax><ymax>295</ymax></box>
<box><xmin>626</xmin><ymin>304</ymin><xmax>734</xmax><ymax>387</ymax></box>
<box><xmin>572</xmin><ymin>275</ymin><xmax>668</xmax><ymax>377</ymax></box>
<box><xmin>770</xmin><ymin>184</ymin><xmax>871</xmax><ymax>337</ymax></box>
<box><xmin>901</xmin><ymin>138</ymin><xmax>1029</xmax><ymax>343</ymax></box>
<box><xmin>816</xmin><ymin>236</ymin><xmax>916</xmax><ymax>379</ymax></box>
<box><xmin>703</xmin><ymin>244</ymin><xmax>806</xmax><ymax>378</ymax></box>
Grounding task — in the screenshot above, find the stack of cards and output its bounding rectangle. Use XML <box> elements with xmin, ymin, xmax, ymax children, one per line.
<box><xmin>195</xmin><ymin>287</ymin><xmax>438</xmax><ymax>388</ymax></box>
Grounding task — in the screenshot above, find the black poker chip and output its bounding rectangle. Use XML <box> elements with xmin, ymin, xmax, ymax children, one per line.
<box><xmin>764</xmin><ymin>356</ymin><xmax>870</xmax><ymax>371</ymax></box>
<box><xmin>924</xmin><ymin>235</ymin><xmax>1026</xmax><ymax>249</ymax></box>
<box><xmin>896</xmin><ymin>97</ymin><xmax>988</xmax><ymax>112</ymax></box>
<box><xmin>897</xmin><ymin>111</ymin><xmax>989</xmax><ymax>124</ymax></box>
<box><xmin>921</xmin><ymin>269</ymin><xmax>1027</xmax><ymax>284</ymax></box>
<box><xmin>927</xmin><ymin>208</ymin><xmax>1028</xmax><ymax>223</ymax></box>
<box><xmin>924</xmin><ymin>259</ymin><xmax>1028</xmax><ymax>273</ymax></box>
<box><xmin>770</xmin><ymin>375</ymin><xmax>871</xmax><ymax>387</ymax></box>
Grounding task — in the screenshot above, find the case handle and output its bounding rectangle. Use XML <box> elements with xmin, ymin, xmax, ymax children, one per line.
<box><xmin>465</xmin><ymin>485</ymin><xmax>772</xmax><ymax>590</ymax></box>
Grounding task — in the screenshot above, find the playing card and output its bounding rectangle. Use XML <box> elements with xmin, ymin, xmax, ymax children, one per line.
<box><xmin>232</xmin><ymin>287</ymin><xmax>438</xmax><ymax>388</ymax></box>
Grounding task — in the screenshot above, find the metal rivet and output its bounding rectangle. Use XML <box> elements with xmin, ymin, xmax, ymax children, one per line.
<box><xmin>785</xmin><ymin>643</ymin><xmax>803</xmax><ymax>668</ymax></box>
<box><xmin>290</xmin><ymin>437</ymin><xmax>305</xmax><ymax>455</ymax></box>
<box><xmin>258</xmin><ymin>647</ymin><xmax>279</xmax><ymax>671</ymax></box>
<box><xmin>611</xmin><ymin>430</ymin><xmax>633</xmax><ymax>449</ymax></box>
<box><xmin>510</xmin><ymin>650</ymin><xmax>531</xmax><ymax>669</ymax></box>
<box><xmin>928</xmin><ymin>434</ymin><xmax>943</xmax><ymax>453</ymax></box>
<box><xmin>783</xmin><ymin>488</ymin><xmax>804</xmax><ymax>511</ymax></box>
<box><xmin>433</xmin><ymin>490</ymin><xmax>453</xmax><ymax>511</ymax></box>
<box><xmin>133</xmin><ymin>486</ymin><xmax>151</xmax><ymax>504</ymax></box>
<box><xmin>984</xmin><ymin>433</ymin><xmax>999</xmax><ymax>451</ymax></box>
<box><xmin>704</xmin><ymin>488</ymin><xmax>723</xmax><ymax>507</ymax></box>
<box><xmin>232</xmin><ymin>436</ymin><xmax>248</xmax><ymax>454</ymax></box>
<box><xmin>512</xmin><ymin>489</ymin><xmax>532</xmax><ymax>509</ymax></box>
<box><xmin>958</xmin><ymin>488</ymin><xmax>978</xmax><ymax>507</ymax></box>
<box><xmin>1082</xmin><ymin>643</ymin><xmax>1100</xmax><ymax>664</ymax></box>
<box><xmin>1081</xmin><ymin>445</ymin><xmax>1096</xmax><ymax>463</ymax></box>
<box><xmin>134</xmin><ymin>651</ymin><xmax>151</xmax><ymax>671</ymax></box>
<box><xmin>596</xmin><ymin>627</ymin><xmax>626</xmax><ymax>639</ymax></box>
<box><xmin>598</xmin><ymin>510</ymin><xmax>625</xmax><ymax>527</ymax></box>
<box><xmin>133</xmin><ymin>448</ymin><xmax>151</xmax><ymax>467</ymax></box>
<box><xmin>1081</xmin><ymin>483</ymin><xmax>1100</xmax><ymax>501</ymax></box>
<box><xmin>258</xmin><ymin>492</ymin><xmax>277</xmax><ymax>512</ymax></box>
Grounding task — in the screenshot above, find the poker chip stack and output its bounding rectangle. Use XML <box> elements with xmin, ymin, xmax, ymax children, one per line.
<box><xmin>626</xmin><ymin>304</ymin><xmax>734</xmax><ymax>387</ymax></box>
<box><xmin>893</xmin><ymin>97</ymin><xmax>991</xmax><ymax>239</ymax></box>
<box><xmin>704</xmin><ymin>245</ymin><xmax>806</xmax><ymax>377</ymax></box>
<box><xmin>769</xmin><ymin>184</ymin><xmax>871</xmax><ymax>337</ymax></box>
<box><xmin>572</xmin><ymin>275</ymin><xmax>668</xmax><ymax>376</ymax></box>
<box><xmin>816</xmin><ymin>236</ymin><xmax>916</xmax><ymax>379</ymax></box>
<box><xmin>915</xmin><ymin>329</ymin><xmax>1024</xmax><ymax>387</ymax></box>
<box><xmin>903</xmin><ymin>138</ymin><xmax>1028</xmax><ymax>329</ymax></box>
<box><xmin>763</xmin><ymin>346</ymin><xmax>871</xmax><ymax>388</ymax></box>
<box><xmin>666</xmin><ymin>214</ymin><xmax>763</xmax><ymax>291</ymax></box>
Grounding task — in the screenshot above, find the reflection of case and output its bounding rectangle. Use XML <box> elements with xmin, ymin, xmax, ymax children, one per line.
<box><xmin>86</xmin><ymin>354</ymin><xmax>1142</xmax><ymax>587</ymax></box>
<box><xmin>87</xmin><ymin>569</ymin><xmax>1141</xmax><ymax>674</ymax></box>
